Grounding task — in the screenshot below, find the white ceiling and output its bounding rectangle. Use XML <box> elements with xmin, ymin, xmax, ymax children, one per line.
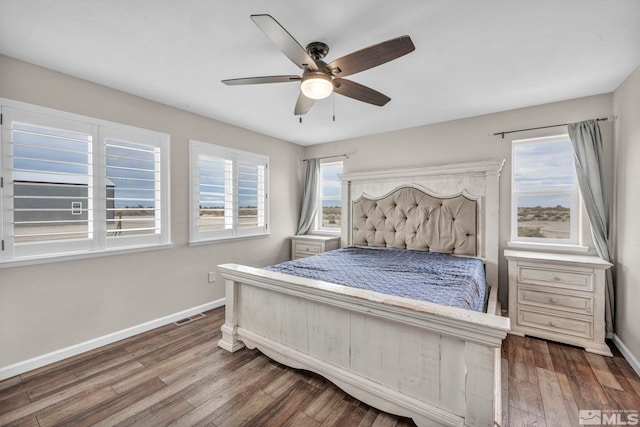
<box><xmin>1</xmin><ymin>1</ymin><xmax>639</xmax><ymax>146</ymax></box>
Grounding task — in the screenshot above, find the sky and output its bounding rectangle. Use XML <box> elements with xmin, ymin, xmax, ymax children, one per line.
<box><xmin>13</xmin><ymin>123</ymin><xmax>159</xmax><ymax>209</ymax></box>
<box><xmin>321</xmin><ymin>162</ymin><xmax>342</xmax><ymax>207</ymax></box>
<box><xmin>13</xmin><ymin>121</ymin><xmax>266</xmax><ymax>211</ymax></box>
<box><xmin>198</xmin><ymin>159</ymin><xmax>263</xmax><ymax>209</ymax></box>
<box><xmin>15</xmin><ymin>121</ymin><xmax>571</xmax><ymax>211</ymax></box>
<box><xmin>513</xmin><ymin>137</ymin><xmax>575</xmax><ymax>208</ymax></box>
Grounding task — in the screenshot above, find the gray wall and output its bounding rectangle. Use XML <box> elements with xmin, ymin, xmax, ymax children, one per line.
<box><xmin>613</xmin><ymin>64</ymin><xmax>640</xmax><ymax>367</ymax></box>
<box><xmin>0</xmin><ymin>55</ymin><xmax>304</xmax><ymax>369</ymax></box>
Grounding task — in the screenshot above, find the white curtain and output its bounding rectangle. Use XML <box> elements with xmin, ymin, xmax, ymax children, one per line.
<box><xmin>296</xmin><ymin>159</ymin><xmax>319</xmax><ymax>235</ymax></box>
<box><xmin>568</xmin><ymin>120</ymin><xmax>614</xmax><ymax>336</ymax></box>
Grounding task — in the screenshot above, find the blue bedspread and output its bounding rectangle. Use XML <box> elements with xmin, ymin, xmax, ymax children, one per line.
<box><xmin>264</xmin><ymin>246</ymin><xmax>487</xmax><ymax>312</ymax></box>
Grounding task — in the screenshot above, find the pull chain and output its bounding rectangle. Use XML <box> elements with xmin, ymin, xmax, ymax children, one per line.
<box><xmin>332</xmin><ymin>93</ymin><xmax>336</xmax><ymax>122</ymax></box>
<box><xmin>297</xmin><ymin>94</ymin><xmax>336</xmax><ymax>123</ymax></box>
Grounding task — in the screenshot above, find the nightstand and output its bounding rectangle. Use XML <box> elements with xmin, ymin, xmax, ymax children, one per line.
<box><xmin>290</xmin><ymin>235</ymin><xmax>341</xmax><ymax>260</ymax></box>
<box><xmin>505</xmin><ymin>249</ymin><xmax>612</xmax><ymax>356</ymax></box>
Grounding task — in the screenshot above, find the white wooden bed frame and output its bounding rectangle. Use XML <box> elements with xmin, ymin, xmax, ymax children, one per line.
<box><xmin>218</xmin><ymin>159</ymin><xmax>510</xmax><ymax>427</ymax></box>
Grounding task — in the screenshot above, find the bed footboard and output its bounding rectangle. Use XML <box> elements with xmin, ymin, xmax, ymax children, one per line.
<box><xmin>218</xmin><ymin>264</ymin><xmax>509</xmax><ymax>427</ymax></box>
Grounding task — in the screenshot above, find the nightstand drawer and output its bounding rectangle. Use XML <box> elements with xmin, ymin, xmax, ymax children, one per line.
<box><xmin>517</xmin><ymin>264</ymin><xmax>593</xmax><ymax>291</ymax></box>
<box><xmin>517</xmin><ymin>308</ymin><xmax>593</xmax><ymax>339</ymax></box>
<box><xmin>518</xmin><ymin>287</ymin><xmax>593</xmax><ymax>315</ymax></box>
<box><xmin>295</xmin><ymin>243</ymin><xmax>321</xmax><ymax>254</ymax></box>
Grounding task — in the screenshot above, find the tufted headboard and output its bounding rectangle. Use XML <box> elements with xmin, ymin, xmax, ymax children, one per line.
<box><xmin>352</xmin><ymin>186</ymin><xmax>478</xmax><ymax>255</ymax></box>
<box><xmin>340</xmin><ymin>159</ymin><xmax>505</xmax><ymax>289</ymax></box>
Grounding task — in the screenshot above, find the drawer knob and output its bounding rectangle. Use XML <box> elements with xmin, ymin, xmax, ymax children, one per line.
<box><xmin>549</xmin><ymin>297</ymin><xmax>558</xmax><ymax>304</ymax></box>
<box><xmin>548</xmin><ymin>320</ymin><xmax>556</xmax><ymax>327</ymax></box>
<box><xmin>551</xmin><ymin>276</ymin><xmax>561</xmax><ymax>281</ymax></box>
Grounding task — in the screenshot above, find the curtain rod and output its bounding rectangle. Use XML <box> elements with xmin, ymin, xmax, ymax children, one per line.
<box><xmin>493</xmin><ymin>116</ymin><xmax>613</xmax><ymax>139</ymax></box>
<box><xmin>302</xmin><ymin>154</ymin><xmax>349</xmax><ymax>162</ymax></box>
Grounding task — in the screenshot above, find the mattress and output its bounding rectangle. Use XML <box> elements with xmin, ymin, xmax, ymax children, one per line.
<box><xmin>264</xmin><ymin>246</ymin><xmax>487</xmax><ymax>312</ymax></box>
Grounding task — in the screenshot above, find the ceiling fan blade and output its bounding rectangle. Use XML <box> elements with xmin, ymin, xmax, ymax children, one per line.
<box><xmin>328</xmin><ymin>35</ymin><xmax>415</xmax><ymax>78</ymax></box>
<box><xmin>294</xmin><ymin>92</ymin><xmax>315</xmax><ymax>115</ymax></box>
<box><xmin>222</xmin><ymin>75</ymin><xmax>301</xmax><ymax>85</ymax></box>
<box><xmin>251</xmin><ymin>14</ymin><xmax>318</xmax><ymax>71</ymax></box>
<box><xmin>333</xmin><ymin>78</ymin><xmax>390</xmax><ymax>106</ymax></box>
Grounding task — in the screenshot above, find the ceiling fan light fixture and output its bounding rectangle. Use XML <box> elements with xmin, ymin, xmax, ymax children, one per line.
<box><xmin>300</xmin><ymin>73</ymin><xmax>333</xmax><ymax>100</ymax></box>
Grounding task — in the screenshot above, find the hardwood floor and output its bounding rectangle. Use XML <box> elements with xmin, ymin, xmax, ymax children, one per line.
<box><xmin>1</xmin><ymin>306</ymin><xmax>639</xmax><ymax>426</ymax></box>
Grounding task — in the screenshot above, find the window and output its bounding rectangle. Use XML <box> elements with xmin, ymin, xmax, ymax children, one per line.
<box><xmin>189</xmin><ymin>140</ymin><xmax>268</xmax><ymax>243</ymax></box>
<box><xmin>511</xmin><ymin>134</ymin><xmax>579</xmax><ymax>245</ymax></box>
<box><xmin>103</xmin><ymin>126</ymin><xmax>167</xmax><ymax>246</ymax></box>
<box><xmin>0</xmin><ymin>101</ymin><xmax>171</xmax><ymax>263</ymax></box>
<box><xmin>317</xmin><ymin>161</ymin><xmax>343</xmax><ymax>232</ymax></box>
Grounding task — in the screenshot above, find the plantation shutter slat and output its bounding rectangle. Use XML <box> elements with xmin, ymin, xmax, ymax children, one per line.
<box><xmin>197</xmin><ymin>155</ymin><xmax>233</xmax><ymax>233</ymax></box>
<box><xmin>237</xmin><ymin>161</ymin><xmax>265</xmax><ymax>229</ymax></box>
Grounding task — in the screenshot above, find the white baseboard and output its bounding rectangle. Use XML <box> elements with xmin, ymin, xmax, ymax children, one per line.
<box><xmin>612</xmin><ymin>334</ymin><xmax>640</xmax><ymax>377</ymax></box>
<box><xmin>0</xmin><ymin>298</ymin><xmax>225</xmax><ymax>381</ymax></box>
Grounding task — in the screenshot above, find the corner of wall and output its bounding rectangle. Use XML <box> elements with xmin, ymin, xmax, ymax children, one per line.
<box><xmin>612</xmin><ymin>63</ymin><xmax>640</xmax><ymax>369</ymax></box>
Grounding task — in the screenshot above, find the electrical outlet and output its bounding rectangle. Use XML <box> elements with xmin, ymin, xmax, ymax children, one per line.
<box><xmin>208</xmin><ymin>271</ymin><xmax>216</xmax><ymax>283</ymax></box>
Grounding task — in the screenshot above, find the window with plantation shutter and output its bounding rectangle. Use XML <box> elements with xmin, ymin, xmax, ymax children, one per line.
<box><xmin>105</xmin><ymin>139</ymin><xmax>161</xmax><ymax>240</ymax></box>
<box><xmin>197</xmin><ymin>154</ymin><xmax>233</xmax><ymax>235</ymax></box>
<box><xmin>11</xmin><ymin>121</ymin><xmax>94</xmax><ymax>246</ymax></box>
<box><xmin>237</xmin><ymin>161</ymin><xmax>266</xmax><ymax>229</ymax></box>
<box><xmin>189</xmin><ymin>140</ymin><xmax>268</xmax><ymax>243</ymax></box>
<box><xmin>0</xmin><ymin>100</ymin><xmax>171</xmax><ymax>264</ymax></box>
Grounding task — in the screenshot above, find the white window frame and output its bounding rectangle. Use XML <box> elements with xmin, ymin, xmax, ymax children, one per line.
<box><xmin>101</xmin><ymin>125</ymin><xmax>170</xmax><ymax>250</ymax></box>
<box><xmin>510</xmin><ymin>134</ymin><xmax>580</xmax><ymax>248</ymax></box>
<box><xmin>315</xmin><ymin>160</ymin><xmax>343</xmax><ymax>234</ymax></box>
<box><xmin>189</xmin><ymin>140</ymin><xmax>269</xmax><ymax>244</ymax></box>
<box><xmin>0</xmin><ymin>99</ymin><xmax>171</xmax><ymax>265</ymax></box>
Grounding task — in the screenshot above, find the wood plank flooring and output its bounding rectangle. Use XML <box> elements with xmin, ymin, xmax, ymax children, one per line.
<box><xmin>1</xmin><ymin>306</ymin><xmax>639</xmax><ymax>426</ymax></box>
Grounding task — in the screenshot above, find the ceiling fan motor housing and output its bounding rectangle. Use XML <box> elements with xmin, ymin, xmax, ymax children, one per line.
<box><xmin>305</xmin><ymin>41</ymin><xmax>330</xmax><ymax>60</ymax></box>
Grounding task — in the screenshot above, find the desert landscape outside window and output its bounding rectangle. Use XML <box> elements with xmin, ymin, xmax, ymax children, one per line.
<box><xmin>318</xmin><ymin>161</ymin><xmax>342</xmax><ymax>231</ymax></box>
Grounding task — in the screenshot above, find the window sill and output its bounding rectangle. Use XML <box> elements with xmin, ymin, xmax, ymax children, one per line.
<box><xmin>0</xmin><ymin>243</ymin><xmax>174</xmax><ymax>269</ymax></box>
<box><xmin>506</xmin><ymin>241</ymin><xmax>591</xmax><ymax>254</ymax></box>
<box><xmin>309</xmin><ymin>230</ymin><xmax>341</xmax><ymax>237</ymax></box>
<box><xmin>188</xmin><ymin>233</ymin><xmax>271</xmax><ymax>246</ymax></box>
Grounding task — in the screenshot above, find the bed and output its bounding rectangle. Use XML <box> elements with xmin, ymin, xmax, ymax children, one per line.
<box><xmin>264</xmin><ymin>247</ymin><xmax>489</xmax><ymax>313</ymax></box>
<box><xmin>217</xmin><ymin>159</ymin><xmax>510</xmax><ymax>427</ymax></box>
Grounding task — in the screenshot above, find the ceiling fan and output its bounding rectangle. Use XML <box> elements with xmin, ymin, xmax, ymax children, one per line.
<box><xmin>222</xmin><ymin>14</ymin><xmax>415</xmax><ymax>116</ymax></box>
